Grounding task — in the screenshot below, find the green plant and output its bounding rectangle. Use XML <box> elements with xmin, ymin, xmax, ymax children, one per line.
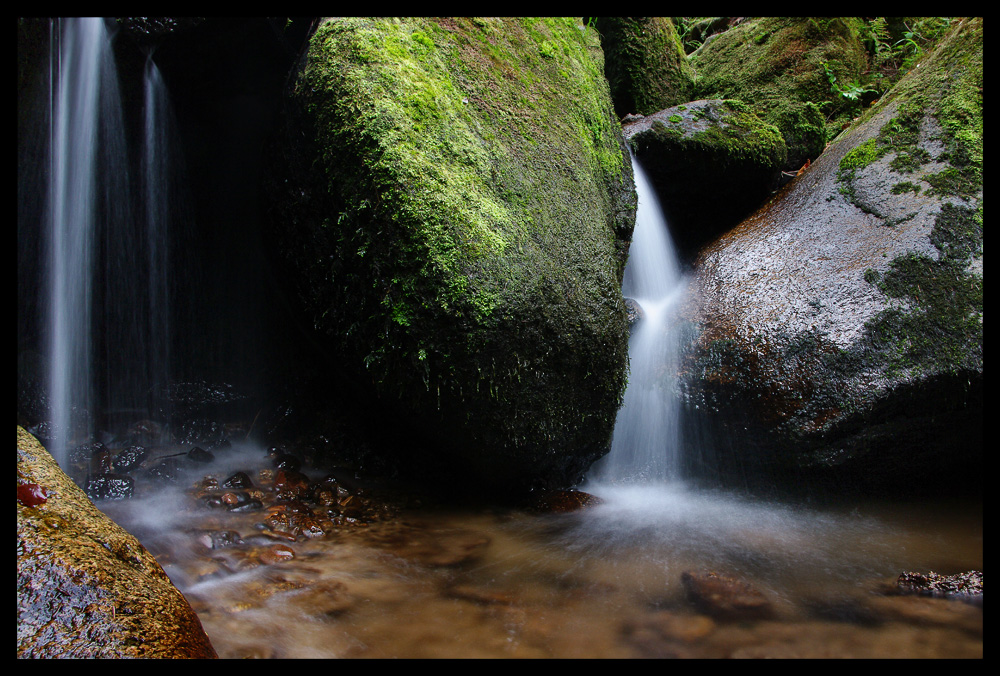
<box><xmin>822</xmin><ymin>61</ymin><xmax>876</xmax><ymax>102</ymax></box>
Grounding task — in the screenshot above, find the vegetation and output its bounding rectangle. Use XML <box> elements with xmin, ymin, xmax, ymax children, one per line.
<box><xmin>273</xmin><ymin>17</ymin><xmax>636</xmax><ymax>489</ymax></box>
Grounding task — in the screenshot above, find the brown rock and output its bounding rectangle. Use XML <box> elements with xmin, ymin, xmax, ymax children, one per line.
<box><xmin>680</xmin><ymin>570</ymin><xmax>773</xmax><ymax>621</ymax></box>
<box><xmin>17</xmin><ymin>427</ymin><xmax>217</xmax><ymax>658</ymax></box>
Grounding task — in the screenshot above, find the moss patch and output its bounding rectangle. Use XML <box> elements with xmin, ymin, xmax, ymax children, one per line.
<box><xmin>595</xmin><ymin>17</ymin><xmax>695</xmax><ymax>117</ymax></box>
<box><xmin>690</xmin><ymin>17</ymin><xmax>870</xmax><ymax>169</ymax></box>
<box><xmin>273</xmin><ymin>18</ymin><xmax>636</xmax><ymax>490</ymax></box>
<box><xmin>862</xmin><ymin>202</ymin><xmax>982</xmax><ymax>377</ymax></box>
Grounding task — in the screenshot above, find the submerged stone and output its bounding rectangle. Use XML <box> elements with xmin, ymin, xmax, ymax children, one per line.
<box><xmin>680</xmin><ymin>570</ymin><xmax>773</xmax><ymax>621</ymax></box>
<box><xmin>896</xmin><ymin>570</ymin><xmax>983</xmax><ymax>597</ymax></box>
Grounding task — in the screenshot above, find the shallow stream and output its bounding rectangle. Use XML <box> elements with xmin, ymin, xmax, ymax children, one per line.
<box><xmin>102</xmin><ymin>440</ymin><xmax>982</xmax><ymax>659</ymax></box>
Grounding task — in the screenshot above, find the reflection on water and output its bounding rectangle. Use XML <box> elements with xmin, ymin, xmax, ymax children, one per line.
<box><xmin>102</xmin><ymin>442</ymin><xmax>982</xmax><ymax>659</ymax></box>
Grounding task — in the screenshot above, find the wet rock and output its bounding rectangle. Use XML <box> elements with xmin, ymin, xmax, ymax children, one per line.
<box><xmin>681</xmin><ymin>20</ymin><xmax>982</xmax><ymax>494</ymax></box>
<box><xmin>112</xmin><ymin>445</ymin><xmax>148</xmax><ymax>473</ymax></box>
<box><xmin>227</xmin><ymin>498</ymin><xmax>264</xmax><ymax>513</ymax></box>
<box><xmin>145</xmin><ymin>458</ymin><xmax>181</xmax><ymax>483</ymax></box>
<box><xmin>271</xmin><ymin>452</ymin><xmax>302</xmax><ymax>472</ymax></box>
<box><xmin>623</xmin><ymin>610</ymin><xmax>715</xmax><ymax>656</ymax></box>
<box><xmin>222</xmin><ymin>471</ymin><xmax>254</xmax><ymax>489</ymax></box>
<box><xmin>529</xmin><ymin>489</ymin><xmax>604</xmax><ymax>513</ymax></box>
<box><xmin>90</xmin><ymin>447</ymin><xmax>113</xmax><ymax>474</ymax></box>
<box><xmin>258</xmin><ymin>544</ymin><xmax>296</xmax><ymax>565</ymax></box>
<box><xmin>85</xmin><ymin>473</ymin><xmax>135</xmax><ymax>501</ymax></box>
<box><xmin>198</xmin><ymin>530</ymin><xmax>244</xmax><ymax>550</ymax></box>
<box><xmin>17</xmin><ymin>426</ymin><xmax>217</xmax><ymax>658</ymax></box>
<box><xmin>187</xmin><ymin>446</ymin><xmax>214</xmax><ymax>463</ymax></box>
<box><xmin>624</xmin><ymin>297</ymin><xmax>645</xmax><ymax>329</ymax></box>
<box><xmin>680</xmin><ymin>570</ymin><xmax>773</xmax><ymax>621</ymax></box>
<box><xmin>268</xmin><ymin>18</ymin><xmax>635</xmax><ymax>493</ymax></box>
<box><xmin>623</xmin><ymin>99</ymin><xmax>787</xmax><ymax>256</ymax></box>
<box><xmin>127</xmin><ymin>420</ymin><xmax>166</xmax><ymax>444</ymax></box>
<box><xmin>68</xmin><ymin>441</ymin><xmax>105</xmax><ymax>471</ymax></box>
<box><xmin>895</xmin><ymin>570</ymin><xmax>983</xmax><ymax>598</ymax></box>
<box><xmin>273</xmin><ymin>468</ymin><xmax>311</xmax><ymax>500</ymax></box>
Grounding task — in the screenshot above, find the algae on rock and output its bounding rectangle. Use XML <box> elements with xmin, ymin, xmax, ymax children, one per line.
<box><xmin>689</xmin><ymin>17</ymin><xmax>870</xmax><ymax>170</ymax></box>
<box><xmin>593</xmin><ymin>17</ymin><xmax>696</xmax><ymax>118</ymax></box>
<box><xmin>268</xmin><ymin>18</ymin><xmax>636</xmax><ymax>491</ymax></box>
<box><xmin>682</xmin><ymin>18</ymin><xmax>982</xmax><ymax>494</ymax></box>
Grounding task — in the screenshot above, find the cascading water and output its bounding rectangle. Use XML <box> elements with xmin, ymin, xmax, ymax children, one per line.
<box><xmin>588</xmin><ymin>153</ymin><xmax>688</xmax><ymax>485</ymax></box>
<box><xmin>38</xmin><ymin>17</ymin><xmax>177</xmax><ymax>463</ymax></box>
<box><xmin>43</xmin><ymin>17</ymin><xmax>124</xmax><ymax>459</ymax></box>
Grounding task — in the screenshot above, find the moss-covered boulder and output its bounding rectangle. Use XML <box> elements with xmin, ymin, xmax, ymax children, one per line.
<box><xmin>623</xmin><ymin>99</ymin><xmax>787</xmax><ymax>256</ymax></box>
<box><xmin>689</xmin><ymin>17</ymin><xmax>871</xmax><ymax>171</ymax></box>
<box><xmin>593</xmin><ymin>17</ymin><xmax>695</xmax><ymax>118</ymax></box>
<box><xmin>17</xmin><ymin>427</ymin><xmax>217</xmax><ymax>658</ymax></box>
<box><xmin>681</xmin><ymin>18</ymin><xmax>982</xmax><ymax>494</ymax></box>
<box><xmin>266</xmin><ymin>18</ymin><xmax>636</xmax><ymax>492</ymax></box>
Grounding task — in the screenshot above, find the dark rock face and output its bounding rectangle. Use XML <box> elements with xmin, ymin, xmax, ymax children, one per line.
<box><xmin>266</xmin><ymin>18</ymin><xmax>636</xmax><ymax>493</ymax></box>
<box><xmin>593</xmin><ymin>17</ymin><xmax>695</xmax><ymax>118</ymax></box>
<box><xmin>624</xmin><ymin>99</ymin><xmax>787</xmax><ymax>257</ymax></box>
<box><xmin>17</xmin><ymin>427</ymin><xmax>217</xmax><ymax>658</ymax></box>
<box><xmin>680</xmin><ymin>20</ymin><xmax>982</xmax><ymax>495</ymax></box>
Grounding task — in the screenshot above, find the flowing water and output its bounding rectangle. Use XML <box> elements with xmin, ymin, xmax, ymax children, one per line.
<box><xmin>101</xmin><ymin>439</ymin><xmax>982</xmax><ymax>659</ymax></box>
<box><xmin>588</xmin><ymin>154</ymin><xmax>686</xmax><ymax>484</ymax></box>
<box><xmin>25</xmin><ymin>28</ymin><xmax>981</xmax><ymax>658</ymax></box>
<box><xmin>99</xmin><ymin>154</ymin><xmax>980</xmax><ymax>658</ymax></box>
<box><xmin>35</xmin><ymin>18</ymin><xmax>177</xmax><ymax>462</ymax></box>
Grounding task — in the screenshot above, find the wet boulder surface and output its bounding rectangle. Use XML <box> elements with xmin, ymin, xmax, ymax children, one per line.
<box><xmin>266</xmin><ymin>18</ymin><xmax>636</xmax><ymax>493</ymax></box>
<box><xmin>17</xmin><ymin>427</ymin><xmax>217</xmax><ymax>658</ymax></box>
<box><xmin>680</xmin><ymin>19</ymin><xmax>982</xmax><ymax>494</ymax></box>
<box><xmin>623</xmin><ymin>99</ymin><xmax>788</xmax><ymax>257</ymax></box>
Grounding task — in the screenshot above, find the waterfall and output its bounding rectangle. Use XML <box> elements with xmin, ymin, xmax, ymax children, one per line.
<box><xmin>40</xmin><ymin>18</ymin><xmax>177</xmax><ymax>462</ymax></box>
<box><xmin>43</xmin><ymin>17</ymin><xmax>123</xmax><ymax>458</ymax></box>
<box><xmin>588</xmin><ymin>153</ymin><xmax>687</xmax><ymax>485</ymax></box>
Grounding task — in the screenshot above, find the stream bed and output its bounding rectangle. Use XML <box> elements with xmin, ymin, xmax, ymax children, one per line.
<box><xmin>100</xmin><ymin>440</ymin><xmax>982</xmax><ymax>659</ymax></box>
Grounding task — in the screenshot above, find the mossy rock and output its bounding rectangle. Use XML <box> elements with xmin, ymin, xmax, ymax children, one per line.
<box><xmin>593</xmin><ymin>17</ymin><xmax>695</xmax><ymax>117</ymax></box>
<box><xmin>690</xmin><ymin>17</ymin><xmax>870</xmax><ymax>170</ymax></box>
<box><xmin>682</xmin><ymin>19</ymin><xmax>982</xmax><ymax>495</ymax></box>
<box><xmin>266</xmin><ymin>18</ymin><xmax>635</xmax><ymax>493</ymax></box>
<box><xmin>17</xmin><ymin>427</ymin><xmax>217</xmax><ymax>658</ymax></box>
<box><xmin>623</xmin><ymin>99</ymin><xmax>787</xmax><ymax>256</ymax></box>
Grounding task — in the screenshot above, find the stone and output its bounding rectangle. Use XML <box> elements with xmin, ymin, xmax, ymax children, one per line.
<box><xmin>17</xmin><ymin>426</ymin><xmax>217</xmax><ymax>658</ymax></box>
<box><xmin>623</xmin><ymin>99</ymin><xmax>787</xmax><ymax>257</ymax></box>
<box><xmin>681</xmin><ymin>19</ymin><xmax>982</xmax><ymax>494</ymax></box>
<box><xmin>680</xmin><ymin>570</ymin><xmax>773</xmax><ymax>621</ymax></box>
<box><xmin>265</xmin><ymin>17</ymin><xmax>636</xmax><ymax>493</ymax></box>
<box><xmin>895</xmin><ymin>570</ymin><xmax>983</xmax><ymax>597</ymax></box>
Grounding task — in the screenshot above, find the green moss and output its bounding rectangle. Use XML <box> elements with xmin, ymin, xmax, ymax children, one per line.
<box><xmin>690</xmin><ymin>17</ymin><xmax>870</xmax><ymax>168</ymax></box>
<box><xmin>668</xmin><ymin>114</ymin><xmax>682</xmax><ymax>123</ymax></box>
<box><xmin>281</xmin><ymin>17</ymin><xmax>634</xmax><ymax>487</ymax></box>
<box><xmin>839</xmin><ymin>137</ymin><xmax>888</xmax><ymax>172</ymax></box>
<box><xmin>890</xmin><ymin>180</ymin><xmax>921</xmax><ymax>195</ymax></box>
<box><xmin>862</xmin><ymin>202</ymin><xmax>982</xmax><ymax>377</ymax></box>
<box><xmin>596</xmin><ymin>17</ymin><xmax>695</xmax><ymax>117</ymax></box>
<box><xmin>835</xmin><ymin>19</ymin><xmax>982</xmax><ymax>218</ymax></box>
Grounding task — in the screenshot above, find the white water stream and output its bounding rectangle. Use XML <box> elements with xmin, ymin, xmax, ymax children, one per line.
<box><xmin>587</xmin><ymin>153</ymin><xmax>687</xmax><ymax>486</ymax></box>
